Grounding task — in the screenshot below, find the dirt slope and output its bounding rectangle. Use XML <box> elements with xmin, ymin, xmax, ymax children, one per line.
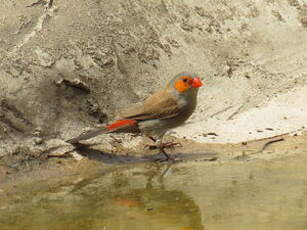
<box><xmin>0</xmin><ymin>0</ymin><xmax>306</xmax><ymax>158</ymax></box>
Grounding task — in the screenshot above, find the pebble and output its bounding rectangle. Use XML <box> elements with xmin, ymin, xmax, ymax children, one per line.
<box><xmin>33</xmin><ymin>137</ymin><xmax>43</xmax><ymax>145</ymax></box>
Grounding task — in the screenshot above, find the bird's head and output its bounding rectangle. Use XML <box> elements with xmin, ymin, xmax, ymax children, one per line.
<box><xmin>168</xmin><ymin>72</ymin><xmax>203</xmax><ymax>95</ymax></box>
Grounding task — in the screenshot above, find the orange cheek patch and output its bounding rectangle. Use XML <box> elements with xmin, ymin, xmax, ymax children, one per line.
<box><xmin>175</xmin><ymin>80</ymin><xmax>189</xmax><ymax>92</ymax></box>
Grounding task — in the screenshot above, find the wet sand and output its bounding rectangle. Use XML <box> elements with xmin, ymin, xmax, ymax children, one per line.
<box><xmin>0</xmin><ymin>132</ymin><xmax>307</xmax><ymax>229</ymax></box>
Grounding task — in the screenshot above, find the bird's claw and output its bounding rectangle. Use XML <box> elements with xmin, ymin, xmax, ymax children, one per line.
<box><xmin>144</xmin><ymin>141</ymin><xmax>182</xmax><ymax>162</ymax></box>
<box><xmin>161</xmin><ymin>141</ymin><xmax>182</xmax><ymax>149</ymax></box>
<box><xmin>144</xmin><ymin>141</ymin><xmax>182</xmax><ymax>150</ymax></box>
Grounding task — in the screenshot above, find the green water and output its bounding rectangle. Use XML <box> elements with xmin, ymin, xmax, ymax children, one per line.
<box><xmin>1</xmin><ymin>155</ymin><xmax>307</xmax><ymax>230</ymax></box>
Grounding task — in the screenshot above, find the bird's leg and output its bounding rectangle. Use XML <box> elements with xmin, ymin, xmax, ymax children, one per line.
<box><xmin>160</xmin><ymin>141</ymin><xmax>182</xmax><ymax>149</ymax></box>
<box><xmin>156</xmin><ymin>137</ymin><xmax>171</xmax><ymax>160</ymax></box>
<box><xmin>149</xmin><ymin>136</ymin><xmax>157</xmax><ymax>142</ymax></box>
<box><xmin>146</xmin><ymin>137</ymin><xmax>170</xmax><ymax>161</ymax></box>
<box><xmin>144</xmin><ymin>136</ymin><xmax>159</xmax><ymax>150</ymax></box>
<box><xmin>144</xmin><ymin>134</ymin><xmax>182</xmax><ymax>161</ymax></box>
<box><xmin>160</xmin><ymin>132</ymin><xmax>182</xmax><ymax>149</ymax></box>
<box><xmin>159</xmin><ymin>148</ymin><xmax>171</xmax><ymax>161</ymax></box>
<box><xmin>145</xmin><ymin>136</ymin><xmax>182</xmax><ymax>150</ymax></box>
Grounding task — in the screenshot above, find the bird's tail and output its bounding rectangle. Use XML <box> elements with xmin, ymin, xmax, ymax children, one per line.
<box><xmin>66</xmin><ymin>119</ymin><xmax>137</xmax><ymax>144</ymax></box>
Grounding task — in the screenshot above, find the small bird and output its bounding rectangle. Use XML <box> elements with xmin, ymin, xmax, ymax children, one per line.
<box><xmin>67</xmin><ymin>72</ymin><xmax>203</xmax><ymax>160</ymax></box>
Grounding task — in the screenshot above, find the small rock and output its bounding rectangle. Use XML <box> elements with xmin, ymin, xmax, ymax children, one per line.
<box><xmin>301</xmin><ymin>17</ymin><xmax>307</xmax><ymax>27</ymax></box>
<box><xmin>181</xmin><ymin>23</ymin><xmax>193</xmax><ymax>31</ymax></box>
<box><xmin>55</xmin><ymin>78</ymin><xmax>90</xmax><ymax>93</ymax></box>
<box><xmin>33</xmin><ymin>128</ymin><xmax>42</xmax><ymax>137</ymax></box>
<box><xmin>265</xmin><ymin>128</ymin><xmax>274</xmax><ymax>131</ymax></box>
<box><xmin>203</xmin><ymin>132</ymin><xmax>218</xmax><ymax>137</ymax></box>
<box><xmin>35</xmin><ymin>47</ymin><xmax>55</xmax><ymax>67</ymax></box>
<box><xmin>244</xmin><ymin>74</ymin><xmax>250</xmax><ymax>79</ymax></box>
<box><xmin>70</xmin><ymin>152</ymin><xmax>84</xmax><ymax>161</ymax></box>
<box><xmin>33</xmin><ymin>137</ymin><xmax>43</xmax><ymax>145</ymax></box>
<box><xmin>45</xmin><ymin>139</ymin><xmax>75</xmax><ymax>157</ymax></box>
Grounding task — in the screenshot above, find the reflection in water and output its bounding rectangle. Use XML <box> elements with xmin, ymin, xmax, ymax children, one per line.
<box><xmin>0</xmin><ymin>164</ymin><xmax>204</xmax><ymax>230</ymax></box>
<box><xmin>1</xmin><ymin>155</ymin><xmax>307</xmax><ymax>230</ymax></box>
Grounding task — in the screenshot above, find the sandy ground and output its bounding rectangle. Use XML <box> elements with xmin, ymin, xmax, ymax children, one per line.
<box><xmin>1</xmin><ymin>130</ymin><xmax>307</xmax><ymax>192</ymax></box>
<box><xmin>0</xmin><ymin>4</ymin><xmax>307</xmax><ymax>229</ymax></box>
<box><xmin>174</xmin><ymin>85</ymin><xmax>307</xmax><ymax>143</ymax></box>
<box><xmin>0</xmin><ymin>0</ymin><xmax>307</xmax><ymax>182</ymax></box>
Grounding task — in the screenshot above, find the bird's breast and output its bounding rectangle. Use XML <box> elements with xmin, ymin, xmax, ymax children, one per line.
<box><xmin>139</xmin><ymin>96</ymin><xmax>196</xmax><ymax>136</ymax></box>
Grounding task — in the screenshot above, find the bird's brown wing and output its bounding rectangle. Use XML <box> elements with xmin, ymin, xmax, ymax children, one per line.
<box><xmin>119</xmin><ymin>89</ymin><xmax>182</xmax><ymax>121</ymax></box>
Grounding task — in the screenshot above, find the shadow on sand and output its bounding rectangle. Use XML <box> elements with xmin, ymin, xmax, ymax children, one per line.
<box><xmin>71</xmin><ymin>143</ymin><xmax>218</xmax><ymax>164</ymax></box>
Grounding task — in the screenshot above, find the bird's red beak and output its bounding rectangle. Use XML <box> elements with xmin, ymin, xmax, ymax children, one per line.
<box><xmin>192</xmin><ymin>77</ymin><xmax>203</xmax><ymax>88</ymax></box>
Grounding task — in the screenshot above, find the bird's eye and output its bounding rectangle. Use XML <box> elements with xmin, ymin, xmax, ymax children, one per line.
<box><xmin>182</xmin><ymin>78</ymin><xmax>188</xmax><ymax>82</ymax></box>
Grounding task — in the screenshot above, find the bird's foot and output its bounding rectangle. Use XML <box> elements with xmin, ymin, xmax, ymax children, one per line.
<box><xmin>144</xmin><ymin>141</ymin><xmax>182</xmax><ymax>150</ymax></box>
<box><xmin>161</xmin><ymin>141</ymin><xmax>182</xmax><ymax>149</ymax></box>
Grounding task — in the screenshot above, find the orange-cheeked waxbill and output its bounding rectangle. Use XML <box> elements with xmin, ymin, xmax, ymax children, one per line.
<box><xmin>67</xmin><ymin>72</ymin><xmax>203</xmax><ymax>160</ymax></box>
